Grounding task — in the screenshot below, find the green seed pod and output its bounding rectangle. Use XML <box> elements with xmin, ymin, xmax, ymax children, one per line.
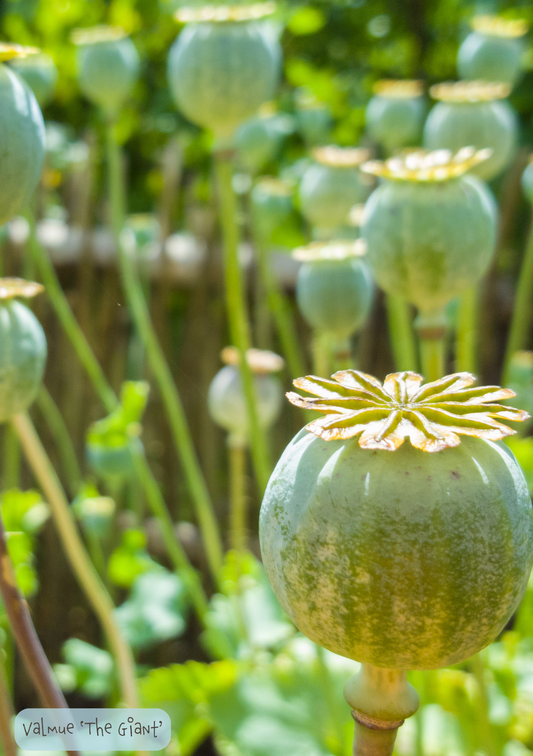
<box><xmin>366</xmin><ymin>80</ymin><xmax>426</xmax><ymax>154</ymax></box>
<box><xmin>0</xmin><ymin>279</ymin><xmax>47</xmax><ymax>422</ymax></box>
<box><xmin>235</xmin><ymin>108</ymin><xmax>294</xmax><ymax>174</ymax></box>
<box><xmin>167</xmin><ymin>3</ymin><xmax>281</xmax><ymax>143</ymax></box>
<box><xmin>251</xmin><ymin>177</ymin><xmax>296</xmax><ymax>243</ymax></box>
<box><xmin>295</xmin><ymin>92</ymin><xmax>333</xmax><ymax>147</ymax></box>
<box><xmin>11</xmin><ymin>53</ymin><xmax>58</xmax><ymax>107</ymax></box>
<box><xmin>457</xmin><ymin>16</ymin><xmax>528</xmax><ymax>87</ymax></box>
<box><xmin>361</xmin><ymin>149</ymin><xmax>498</xmax><ymax>313</ymax></box>
<box><xmin>299</xmin><ymin>146</ymin><xmax>370</xmax><ymax>237</ymax></box>
<box><xmin>260</xmin><ymin>370</ymin><xmax>532</xmax><ymax>670</ymax></box>
<box><xmin>0</xmin><ymin>50</ymin><xmax>45</xmax><ymax>226</ymax></box>
<box><xmin>73</xmin><ymin>27</ymin><xmax>140</xmax><ymax>114</ymax></box>
<box><xmin>86</xmin><ymin>437</ymin><xmax>144</xmax><ymax>481</ymax></box>
<box><xmin>522</xmin><ymin>158</ymin><xmax>533</xmax><ymax>204</ymax></box>
<box><xmin>294</xmin><ymin>240</ymin><xmax>373</xmax><ymax>339</ymax></box>
<box><xmin>208</xmin><ymin>347</ymin><xmax>284</xmax><ymax>447</ymax></box>
<box><xmin>423</xmin><ymin>81</ymin><xmax>518</xmax><ymax>182</ymax></box>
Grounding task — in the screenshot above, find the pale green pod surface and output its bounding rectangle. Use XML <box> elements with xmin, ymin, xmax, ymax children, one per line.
<box><xmin>362</xmin><ymin>176</ymin><xmax>497</xmax><ymax>312</ymax></box>
<box><xmin>423</xmin><ymin>99</ymin><xmax>518</xmax><ymax>181</ymax></box>
<box><xmin>0</xmin><ymin>300</ymin><xmax>47</xmax><ymax>422</ymax></box>
<box><xmin>86</xmin><ymin>437</ymin><xmax>144</xmax><ymax>481</ymax></box>
<box><xmin>11</xmin><ymin>53</ymin><xmax>58</xmax><ymax>108</ymax></box>
<box><xmin>299</xmin><ymin>164</ymin><xmax>366</xmax><ymax>230</ymax></box>
<box><xmin>0</xmin><ymin>65</ymin><xmax>45</xmax><ymax>225</ymax></box>
<box><xmin>522</xmin><ymin>161</ymin><xmax>533</xmax><ymax>204</ymax></box>
<box><xmin>296</xmin><ymin>258</ymin><xmax>373</xmax><ymax>338</ymax></box>
<box><xmin>260</xmin><ymin>430</ymin><xmax>533</xmax><ymax>670</ymax></box>
<box><xmin>366</xmin><ymin>96</ymin><xmax>425</xmax><ymax>153</ymax></box>
<box><xmin>208</xmin><ymin>365</ymin><xmax>283</xmax><ymax>445</ymax></box>
<box><xmin>296</xmin><ymin>106</ymin><xmax>333</xmax><ymax>147</ymax></box>
<box><xmin>167</xmin><ymin>21</ymin><xmax>281</xmax><ymax>141</ymax></box>
<box><xmin>235</xmin><ymin>113</ymin><xmax>293</xmax><ymax>174</ymax></box>
<box><xmin>457</xmin><ymin>32</ymin><xmax>524</xmax><ymax>87</ymax></box>
<box><xmin>251</xmin><ymin>182</ymin><xmax>295</xmax><ymax>241</ymax></box>
<box><xmin>77</xmin><ymin>38</ymin><xmax>140</xmax><ymax>113</ymax></box>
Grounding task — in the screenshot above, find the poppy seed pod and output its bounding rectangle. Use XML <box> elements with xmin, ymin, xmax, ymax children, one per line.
<box><xmin>361</xmin><ymin>149</ymin><xmax>498</xmax><ymax>314</ymax></box>
<box><xmin>294</xmin><ymin>240</ymin><xmax>373</xmax><ymax>340</ymax></box>
<box><xmin>208</xmin><ymin>347</ymin><xmax>284</xmax><ymax>447</ymax></box>
<box><xmin>366</xmin><ymin>80</ymin><xmax>426</xmax><ymax>154</ymax></box>
<box><xmin>0</xmin><ymin>280</ymin><xmax>47</xmax><ymax>423</ymax></box>
<box><xmin>73</xmin><ymin>27</ymin><xmax>140</xmax><ymax>114</ymax></box>
<box><xmin>0</xmin><ymin>47</ymin><xmax>45</xmax><ymax>226</ymax></box>
<box><xmin>295</xmin><ymin>92</ymin><xmax>333</xmax><ymax>147</ymax></box>
<box><xmin>167</xmin><ymin>3</ymin><xmax>281</xmax><ymax>143</ymax></box>
<box><xmin>299</xmin><ymin>146</ymin><xmax>370</xmax><ymax>237</ymax></box>
<box><xmin>235</xmin><ymin>108</ymin><xmax>294</xmax><ymax>174</ymax></box>
<box><xmin>423</xmin><ymin>81</ymin><xmax>518</xmax><ymax>181</ymax></box>
<box><xmin>251</xmin><ymin>177</ymin><xmax>296</xmax><ymax>243</ymax></box>
<box><xmin>11</xmin><ymin>53</ymin><xmax>58</xmax><ymax>107</ymax></box>
<box><xmin>457</xmin><ymin>16</ymin><xmax>528</xmax><ymax>88</ymax></box>
<box><xmin>260</xmin><ymin>370</ymin><xmax>532</xmax><ymax>670</ymax></box>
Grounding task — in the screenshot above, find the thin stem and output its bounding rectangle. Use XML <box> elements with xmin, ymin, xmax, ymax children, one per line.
<box><xmin>253</xmin><ymin>234</ymin><xmax>306</xmax><ymax>378</ymax></box>
<box><xmin>332</xmin><ymin>336</ymin><xmax>353</xmax><ymax>372</ymax></box>
<box><xmin>0</xmin><ymin>636</ymin><xmax>16</xmax><ymax>756</ymax></box>
<box><xmin>12</xmin><ymin>413</ymin><xmax>139</xmax><ymax>709</ymax></box>
<box><xmin>36</xmin><ymin>386</ymin><xmax>81</xmax><ymax>496</ymax></box>
<box><xmin>419</xmin><ymin>337</ymin><xmax>446</xmax><ymax>382</ymax></box>
<box><xmin>106</xmin><ymin>120</ymin><xmax>224</xmax><ymax>581</ymax></box>
<box><xmin>2</xmin><ymin>426</ymin><xmax>20</xmax><ymax>490</ymax></box>
<box><xmin>213</xmin><ymin>153</ymin><xmax>271</xmax><ymax>493</ymax></box>
<box><xmin>229</xmin><ymin>444</ymin><xmax>247</xmax><ymax>553</ymax></box>
<box><xmin>23</xmin><ymin>209</ymin><xmax>209</xmax><ymax>621</ymax></box>
<box><xmin>504</xmin><ymin>220</ymin><xmax>533</xmax><ymax>381</ymax></box>
<box><xmin>385</xmin><ymin>295</ymin><xmax>418</xmax><ymax>372</ymax></box>
<box><xmin>471</xmin><ymin>654</ymin><xmax>498</xmax><ymax>756</ymax></box>
<box><xmin>456</xmin><ymin>287</ymin><xmax>479</xmax><ymax>374</ymax></box>
<box><xmin>313</xmin><ymin>332</ymin><xmax>331</xmax><ymax>377</ymax></box>
<box><xmin>0</xmin><ymin>510</ymin><xmax>75</xmax><ymax>733</ymax></box>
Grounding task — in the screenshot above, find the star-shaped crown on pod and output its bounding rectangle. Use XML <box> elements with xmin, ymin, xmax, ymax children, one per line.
<box><xmin>287</xmin><ymin>370</ymin><xmax>529</xmax><ymax>452</ymax></box>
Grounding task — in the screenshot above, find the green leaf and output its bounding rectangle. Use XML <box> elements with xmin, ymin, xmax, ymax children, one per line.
<box><xmin>58</xmin><ymin>639</ymin><xmax>113</xmax><ymax>699</ymax></box>
<box><xmin>287</xmin><ymin>7</ymin><xmax>326</xmax><ymax>36</ymax></box>
<box><xmin>108</xmin><ymin>528</ymin><xmax>158</xmax><ymax>588</ymax></box>
<box><xmin>114</xmin><ymin>569</ymin><xmax>188</xmax><ymax>649</ymax></box>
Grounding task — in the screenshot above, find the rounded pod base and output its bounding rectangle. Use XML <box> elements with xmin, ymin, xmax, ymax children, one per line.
<box><xmin>260</xmin><ymin>429</ymin><xmax>533</xmax><ymax>670</ymax></box>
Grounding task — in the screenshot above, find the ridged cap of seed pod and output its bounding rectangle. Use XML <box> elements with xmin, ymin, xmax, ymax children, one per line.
<box><xmin>361</xmin><ymin>147</ymin><xmax>492</xmax><ymax>182</ymax></box>
<box><xmin>471</xmin><ymin>15</ymin><xmax>528</xmax><ymax>38</ymax></box>
<box><xmin>0</xmin><ymin>278</ymin><xmax>44</xmax><ymax>300</ymax></box>
<box><xmin>71</xmin><ymin>26</ymin><xmax>128</xmax><ymax>45</ymax></box>
<box><xmin>312</xmin><ymin>145</ymin><xmax>371</xmax><ymax>168</ymax></box>
<box><xmin>373</xmin><ymin>79</ymin><xmax>424</xmax><ymax>98</ymax></box>
<box><xmin>430</xmin><ymin>80</ymin><xmax>511</xmax><ymax>102</ymax></box>
<box><xmin>288</xmin><ymin>370</ymin><xmax>529</xmax><ymax>452</ymax></box>
<box><xmin>221</xmin><ymin>346</ymin><xmax>284</xmax><ymax>374</ymax></box>
<box><xmin>0</xmin><ymin>43</ymin><xmax>40</xmax><ymax>60</ymax></box>
<box><xmin>175</xmin><ymin>2</ymin><xmax>276</xmax><ymax>23</ymax></box>
<box><xmin>292</xmin><ymin>238</ymin><xmax>367</xmax><ymax>262</ymax></box>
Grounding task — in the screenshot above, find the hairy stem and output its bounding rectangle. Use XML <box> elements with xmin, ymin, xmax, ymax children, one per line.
<box><xmin>36</xmin><ymin>386</ymin><xmax>81</xmax><ymax>497</ymax></box>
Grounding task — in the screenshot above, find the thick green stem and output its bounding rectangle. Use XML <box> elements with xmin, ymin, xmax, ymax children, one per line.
<box><xmin>106</xmin><ymin>121</ymin><xmax>223</xmax><ymax>581</ymax></box>
<box><xmin>12</xmin><ymin>413</ymin><xmax>139</xmax><ymax>709</ymax></box>
<box><xmin>344</xmin><ymin>663</ymin><xmax>419</xmax><ymax>756</ymax></box>
<box><xmin>456</xmin><ymin>287</ymin><xmax>479</xmax><ymax>375</ymax></box>
<box><xmin>3</xmin><ymin>426</ymin><xmax>20</xmax><ymax>490</ymax></box>
<box><xmin>253</xmin><ymin>231</ymin><xmax>307</xmax><ymax>380</ymax></box>
<box><xmin>0</xmin><ymin>634</ymin><xmax>16</xmax><ymax>756</ymax></box>
<box><xmin>504</xmin><ymin>220</ymin><xmax>533</xmax><ymax>381</ymax></box>
<box><xmin>213</xmin><ymin>153</ymin><xmax>271</xmax><ymax>493</ymax></box>
<box><xmin>36</xmin><ymin>387</ymin><xmax>81</xmax><ymax>496</ymax></box>
<box><xmin>24</xmin><ymin>210</ymin><xmax>209</xmax><ymax>621</ymax></box>
<box><xmin>416</xmin><ymin>310</ymin><xmax>448</xmax><ymax>382</ymax></box>
<box><xmin>313</xmin><ymin>332</ymin><xmax>331</xmax><ymax>377</ymax></box>
<box><xmin>0</xmin><ymin>510</ymin><xmax>79</xmax><ymax>756</ymax></box>
<box><xmin>332</xmin><ymin>336</ymin><xmax>353</xmax><ymax>372</ymax></box>
<box><xmin>385</xmin><ymin>295</ymin><xmax>418</xmax><ymax>372</ymax></box>
<box><xmin>229</xmin><ymin>443</ymin><xmax>247</xmax><ymax>553</ymax></box>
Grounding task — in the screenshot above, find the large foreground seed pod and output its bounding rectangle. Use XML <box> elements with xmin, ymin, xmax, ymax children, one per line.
<box><xmin>0</xmin><ymin>279</ymin><xmax>47</xmax><ymax>423</ymax></box>
<box><xmin>73</xmin><ymin>26</ymin><xmax>140</xmax><ymax>114</ymax></box>
<box><xmin>260</xmin><ymin>369</ymin><xmax>532</xmax><ymax>670</ymax></box>
<box><xmin>423</xmin><ymin>81</ymin><xmax>518</xmax><ymax>181</ymax></box>
<box><xmin>366</xmin><ymin>80</ymin><xmax>425</xmax><ymax>154</ymax></box>
<box><xmin>361</xmin><ymin>149</ymin><xmax>497</xmax><ymax>314</ymax></box>
<box><xmin>0</xmin><ymin>46</ymin><xmax>45</xmax><ymax>226</ymax></box>
<box><xmin>167</xmin><ymin>3</ymin><xmax>281</xmax><ymax>143</ymax></box>
<box><xmin>458</xmin><ymin>16</ymin><xmax>528</xmax><ymax>88</ymax></box>
<box><xmin>299</xmin><ymin>146</ymin><xmax>370</xmax><ymax>238</ymax></box>
<box><xmin>11</xmin><ymin>53</ymin><xmax>58</xmax><ymax>107</ymax></box>
<box><xmin>294</xmin><ymin>240</ymin><xmax>373</xmax><ymax>340</ymax></box>
<box><xmin>208</xmin><ymin>347</ymin><xmax>283</xmax><ymax>447</ymax></box>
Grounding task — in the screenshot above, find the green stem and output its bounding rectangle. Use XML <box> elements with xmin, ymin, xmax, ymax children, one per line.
<box><xmin>471</xmin><ymin>654</ymin><xmax>498</xmax><ymax>756</ymax></box>
<box><xmin>2</xmin><ymin>426</ymin><xmax>20</xmax><ymax>490</ymax></box>
<box><xmin>313</xmin><ymin>332</ymin><xmax>331</xmax><ymax>377</ymax></box>
<box><xmin>229</xmin><ymin>443</ymin><xmax>247</xmax><ymax>553</ymax></box>
<box><xmin>504</xmin><ymin>220</ymin><xmax>533</xmax><ymax>382</ymax></box>
<box><xmin>12</xmin><ymin>413</ymin><xmax>139</xmax><ymax>709</ymax></box>
<box><xmin>213</xmin><ymin>152</ymin><xmax>271</xmax><ymax>493</ymax></box>
<box><xmin>253</xmin><ymin>231</ymin><xmax>307</xmax><ymax>380</ymax></box>
<box><xmin>106</xmin><ymin>120</ymin><xmax>224</xmax><ymax>581</ymax></box>
<box><xmin>36</xmin><ymin>387</ymin><xmax>81</xmax><ymax>497</ymax></box>
<box><xmin>24</xmin><ymin>208</ymin><xmax>209</xmax><ymax>622</ymax></box>
<box><xmin>316</xmin><ymin>645</ymin><xmax>345</xmax><ymax>755</ymax></box>
<box><xmin>456</xmin><ymin>287</ymin><xmax>479</xmax><ymax>375</ymax></box>
<box><xmin>332</xmin><ymin>336</ymin><xmax>353</xmax><ymax>372</ymax></box>
<box><xmin>419</xmin><ymin>337</ymin><xmax>445</xmax><ymax>382</ymax></box>
<box><xmin>0</xmin><ymin>633</ymin><xmax>16</xmax><ymax>756</ymax></box>
<box><xmin>385</xmin><ymin>295</ymin><xmax>418</xmax><ymax>372</ymax></box>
